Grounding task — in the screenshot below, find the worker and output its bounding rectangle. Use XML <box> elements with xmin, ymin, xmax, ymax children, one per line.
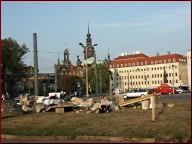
<box><xmin>100</xmin><ymin>96</ymin><xmax>110</xmax><ymax>113</ymax></box>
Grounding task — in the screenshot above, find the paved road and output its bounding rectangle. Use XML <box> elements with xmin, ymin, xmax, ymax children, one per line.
<box><xmin>159</xmin><ymin>93</ymin><xmax>191</xmax><ymax>103</ymax></box>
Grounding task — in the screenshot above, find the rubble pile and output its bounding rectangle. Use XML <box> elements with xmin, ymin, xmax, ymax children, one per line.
<box><xmin>7</xmin><ymin>94</ymin><xmax>120</xmax><ymax>114</ymax></box>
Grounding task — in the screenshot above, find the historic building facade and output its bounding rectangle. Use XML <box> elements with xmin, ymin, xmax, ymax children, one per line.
<box><xmin>187</xmin><ymin>49</ymin><xmax>191</xmax><ymax>89</ymax></box>
<box><xmin>109</xmin><ymin>52</ymin><xmax>188</xmax><ymax>92</ymax></box>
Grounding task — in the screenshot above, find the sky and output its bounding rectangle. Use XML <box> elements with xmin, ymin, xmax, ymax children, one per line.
<box><xmin>2</xmin><ymin>2</ymin><xmax>191</xmax><ymax>73</ymax></box>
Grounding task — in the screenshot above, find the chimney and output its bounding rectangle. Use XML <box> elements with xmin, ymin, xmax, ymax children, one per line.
<box><xmin>167</xmin><ymin>51</ymin><xmax>170</xmax><ymax>55</ymax></box>
<box><xmin>156</xmin><ymin>53</ymin><xmax>159</xmax><ymax>56</ymax></box>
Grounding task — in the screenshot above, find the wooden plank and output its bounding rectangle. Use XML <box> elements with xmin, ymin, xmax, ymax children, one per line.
<box><xmin>119</xmin><ymin>95</ymin><xmax>154</xmax><ymax>107</ymax></box>
<box><xmin>151</xmin><ymin>96</ymin><xmax>155</xmax><ymax>121</ymax></box>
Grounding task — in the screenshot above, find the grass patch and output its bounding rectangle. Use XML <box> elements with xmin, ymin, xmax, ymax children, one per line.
<box><xmin>2</xmin><ymin>101</ymin><xmax>191</xmax><ymax>141</ymax></box>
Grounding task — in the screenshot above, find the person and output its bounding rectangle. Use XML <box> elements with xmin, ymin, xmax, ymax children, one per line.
<box><xmin>100</xmin><ymin>96</ymin><xmax>110</xmax><ymax>113</ymax></box>
<box><xmin>60</xmin><ymin>91</ymin><xmax>65</xmax><ymax>99</ymax></box>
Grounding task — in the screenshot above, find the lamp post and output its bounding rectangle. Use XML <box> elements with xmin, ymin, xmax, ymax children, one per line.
<box><xmin>127</xmin><ymin>70</ymin><xmax>130</xmax><ymax>92</ymax></box>
<box><xmin>93</xmin><ymin>45</ymin><xmax>99</xmax><ymax>97</ymax></box>
<box><xmin>99</xmin><ymin>69</ymin><xmax>102</xmax><ymax>95</ymax></box>
<box><xmin>172</xmin><ymin>65</ymin><xmax>175</xmax><ymax>94</ymax></box>
<box><xmin>79</xmin><ymin>43</ymin><xmax>89</xmax><ymax>97</ymax></box>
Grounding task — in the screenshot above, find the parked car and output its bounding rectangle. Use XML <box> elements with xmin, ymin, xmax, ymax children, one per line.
<box><xmin>175</xmin><ymin>85</ymin><xmax>190</xmax><ymax>94</ymax></box>
<box><xmin>156</xmin><ymin>83</ymin><xmax>176</xmax><ymax>94</ymax></box>
<box><xmin>123</xmin><ymin>89</ymin><xmax>148</xmax><ymax>99</ymax></box>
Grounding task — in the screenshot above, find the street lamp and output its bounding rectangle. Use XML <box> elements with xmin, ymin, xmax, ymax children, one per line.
<box><xmin>93</xmin><ymin>46</ymin><xmax>98</xmax><ymax>97</ymax></box>
<box><xmin>172</xmin><ymin>65</ymin><xmax>176</xmax><ymax>94</ymax></box>
<box><xmin>79</xmin><ymin>43</ymin><xmax>89</xmax><ymax>97</ymax></box>
<box><xmin>127</xmin><ymin>70</ymin><xmax>130</xmax><ymax>92</ymax></box>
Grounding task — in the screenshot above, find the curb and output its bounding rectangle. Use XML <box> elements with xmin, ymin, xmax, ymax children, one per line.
<box><xmin>1</xmin><ymin>134</ymin><xmax>155</xmax><ymax>142</ymax></box>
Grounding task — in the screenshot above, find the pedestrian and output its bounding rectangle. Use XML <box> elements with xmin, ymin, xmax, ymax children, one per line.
<box><xmin>100</xmin><ymin>96</ymin><xmax>110</xmax><ymax>113</ymax></box>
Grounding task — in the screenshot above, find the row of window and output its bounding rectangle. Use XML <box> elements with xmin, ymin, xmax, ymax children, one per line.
<box><xmin>114</xmin><ymin>79</ymin><xmax>179</xmax><ymax>86</ymax></box>
<box><xmin>110</xmin><ymin>58</ymin><xmax>184</xmax><ymax>68</ymax></box>
<box><xmin>117</xmin><ymin>65</ymin><xmax>177</xmax><ymax>73</ymax></box>
<box><xmin>116</xmin><ymin>73</ymin><xmax>178</xmax><ymax>80</ymax></box>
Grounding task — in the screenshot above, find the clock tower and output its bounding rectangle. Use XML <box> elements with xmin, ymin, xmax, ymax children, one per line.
<box><xmin>83</xmin><ymin>24</ymin><xmax>95</xmax><ymax>60</ymax></box>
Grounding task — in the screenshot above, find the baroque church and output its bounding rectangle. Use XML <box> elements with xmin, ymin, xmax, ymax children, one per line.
<box><xmin>54</xmin><ymin>25</ymin><xmax>111</xmax><ymax>78</ymax></box>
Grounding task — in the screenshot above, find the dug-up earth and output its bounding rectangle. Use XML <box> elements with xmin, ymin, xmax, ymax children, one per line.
<box><xmin>1</xmin><ymin>94</ymin><xmax>191</xmax><ymax>143</ymax></box>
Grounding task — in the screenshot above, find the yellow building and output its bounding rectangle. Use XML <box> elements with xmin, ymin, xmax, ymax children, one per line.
<box><xmin>109</xmin><ymin>52</ymin><xmax>188</xmax><ymax>92</ymax></box>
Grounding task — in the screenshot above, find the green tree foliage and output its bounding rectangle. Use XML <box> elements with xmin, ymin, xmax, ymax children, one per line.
<box><xmin>88</xmin><ymin>63</ymin><xmax>111</xmax><ymax>94</ymax></box>
<box><xmin>2</xmin><ymin>37</ymin><xmax>29</xmax><ymax>97</ymax></box>
<box><xmin>58</xmin><ymin>75</ymin><xmax>84</xmax><ymax>95</ymax></box>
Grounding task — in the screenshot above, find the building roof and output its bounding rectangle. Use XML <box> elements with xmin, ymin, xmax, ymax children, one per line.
<box><xmin>115</xmin><ymin>53</ymin><xmax>148</xmax><ymax>60</ymax></box>
<box><xmin>81</xmin><ymin>57</ymin><xmax>104</xmax><ymax>66</ymax></box>
<box><xmin>109</xmin><ymin>53</ymin><xmax>187</xmax><ymax>68</ymax></box>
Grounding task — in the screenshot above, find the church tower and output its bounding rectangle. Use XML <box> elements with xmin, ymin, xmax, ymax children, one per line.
<box><xmin>64</xmin><ymin>48</ymin><xmax>71</xmax><ymax>67</ymax></box>
<box><xmin>84</xmin><ymin>24</ymin><xmax>95</xmax><ymax>60</ymax></box>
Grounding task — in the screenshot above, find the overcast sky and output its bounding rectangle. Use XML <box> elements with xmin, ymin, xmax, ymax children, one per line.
<box><xmin>2</xmin><ymin>2</ymin><xmax>191</xmax><ymax>73</ymax></box>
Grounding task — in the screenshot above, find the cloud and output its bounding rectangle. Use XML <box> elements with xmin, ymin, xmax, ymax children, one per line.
<box><xmin>95</xmin><ymin>21</ymin><xmax>149</xmax><ymax>29</ymax></box>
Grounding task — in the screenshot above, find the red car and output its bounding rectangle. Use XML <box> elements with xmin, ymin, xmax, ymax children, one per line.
<box><xmin>156</xmin><ymin>83</ymin><xmax>176</xmax><ymax>94</ymax></box>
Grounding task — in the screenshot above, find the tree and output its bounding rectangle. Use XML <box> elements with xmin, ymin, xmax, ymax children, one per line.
<box><xmin>2</xmin><ymin>37</ymin><xmax>29</xmax><ymax>97</ymax></box>
<box><xmin>88</xmin><ymin>63</ymin><xmax>111</xmax><ymax>94</ymax></box>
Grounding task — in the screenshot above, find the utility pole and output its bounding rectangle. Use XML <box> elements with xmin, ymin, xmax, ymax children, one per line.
<box><xmin>54</xmin><ymin>65</ymin><xmax>57</xmax><ymax>92</ymax></box>
<box><xmin>172</xmin><ymin>65</ymin><xmax>175</xmax><ymax>94</ymax></box>
<box><xmin>109</xmin><ymin>74</ymin><xmax>112</xmax><ymax>98</ymax></box>
<box><xmin>33</xmin><ymin>33</ymin><xmax>39</xmax><ymax>96</ymax></box>
<box><xmin>99</xmin><ymin>69</ymin><xmax>102</xmax><ymax>95</ymax></box>
<box><xmin>94</xmin><ymin>53</ymin><xmax>99</xmax><ymax>97</ymax></box>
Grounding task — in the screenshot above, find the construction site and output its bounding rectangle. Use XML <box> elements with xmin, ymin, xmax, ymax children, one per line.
<box><xmin>1</xmin><ymin>92</ymin><xmax>191</xmax><ymax>143</ymax></box>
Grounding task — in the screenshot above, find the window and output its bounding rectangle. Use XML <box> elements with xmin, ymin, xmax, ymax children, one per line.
<box><xmin>175</xmin><ymin>73</ymin><xmax>177</xmax><ymax>76</ymax></box>
<box><xmin>152</xmin><ymin>81</ymin><xmax>154</xmax><ymax>84</ymax></box>
<box><xmin>158</xmin><ymin>74</ymin><xmax>159</xmax><ymax>77</ymax></box>
<box><xmin>125</xmin><ymin>63</ymin><xmax>127</xmax><ymax>67</ymax></box>
<box><xmin>125</xmin><ymin>82</ymin><xmax>126</xmax><ymax>85</ymax></box>
<box><xmin>169</xmin><ymin>80</ymin><xmax>171</xmax><ymax>83</ymax></box>
<box><xmin>145</xmin><ymin>61</ymin><xmax>147</xmax><ymax>64</ymax></box>
<box><xmin>128</xmin><ymin>63</ymin><xmax>131</xmax><ymax>66</ymax></box>
<box><xmin>168</xmin><ymin>59</ymin><xmax>171</xmax><ymax>62</ymax></box>
<box><xmin>155</xmin><ymin>74</ymin><xmax>156</xmax><ymax>77</ymax></box>
<box><xmin>169</xmin><ymin>73</ymin><xmax>171</xmax><ymax>77</ymax></box>
<box><xmin>160</xmin><ymin>74</ymin><xmax>162</xmax><ymax>77</ymax></box>
<box><xmin>139</xmin><ymin>75</ymin><xmax>140</xmax><ymax>79</ymax></box>
<box><xmin>147</xmin><ymin>75</ymin><xmax>149</xmax><ymax>78</ymax></box>
<box><xmin>117</xmin><ymin>64</ymin><xmax>119</xmax><ymax>67</ymax></box>
<box><xmin>154</xmin><ymin>68</ymin><xmax>156</xmax><ymax>70</ymax></box>
<box><xmin>173</xmin><ymin>58</ymin><xmax>176</xmax><ymax>62</ymax></box>
<box><xmin>121</xmin><ymin>64</ymin><xmax>123</xmax><ymax>67</ymax></box>
<box><xmin>155</xmin><ymin>81</ymin><xmax>156</xmax><ymax>84</ymax></box>
<box><xmin>152</xmin><ymin>74</ymin><xmax>154</xmax><ymax>78</ymax></box>
<box><xmin>157</xmin><ymin>67</ymin><xmax>159</xmax><ymax>70</ymax></box>
<box><xmin>136</xmin><ymin>76</ymin><xmax>137</xmax><ymax>79</ymax></box>
<box><xmin>124</xmin><ymin>76</ymin><xmax>126</xmax><ymax>80</ymax></box>
<box><xmin>148</xmin><ymin>81</ymin><xmax>149</xmax><ymax>84</ymax></box>
<box><xmin>152</xmin><ymin>68</ymin><xmax>153</xmax><ymax>70</ymax></box>
<box><xmin>136</xmin><ymin>62</ymin><xmax>139</xmax><ymax>66</ymax></box>
<box><xmin>164</xmin><ymin>59</ymin><xmax>167</xmax><ymax>63</ymax></box>
<box><xmin>176</xmin><ymin>79</ymin><xmax>178</xmax><ymax>83</ymax></box>
<box><xmin>141</xmin><ymin>75</ymin><xmax>143</xmax><ymax>78</ymax></box>
<box><xmin>142</xmin><ymin>81</ymin><xmax>143</xmax><ymax>85</ymax></box>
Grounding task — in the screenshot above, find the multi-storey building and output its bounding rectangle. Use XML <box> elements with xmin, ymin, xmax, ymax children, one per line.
<box><xmin>187</xmin><ymin>49</ymin><xmax>191</xmax><ymax>89</ymax></box>
<box><xmin>109</xmin><ymin>51</ymin><xmax>188</xmax><ymax>92</ymax></box>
